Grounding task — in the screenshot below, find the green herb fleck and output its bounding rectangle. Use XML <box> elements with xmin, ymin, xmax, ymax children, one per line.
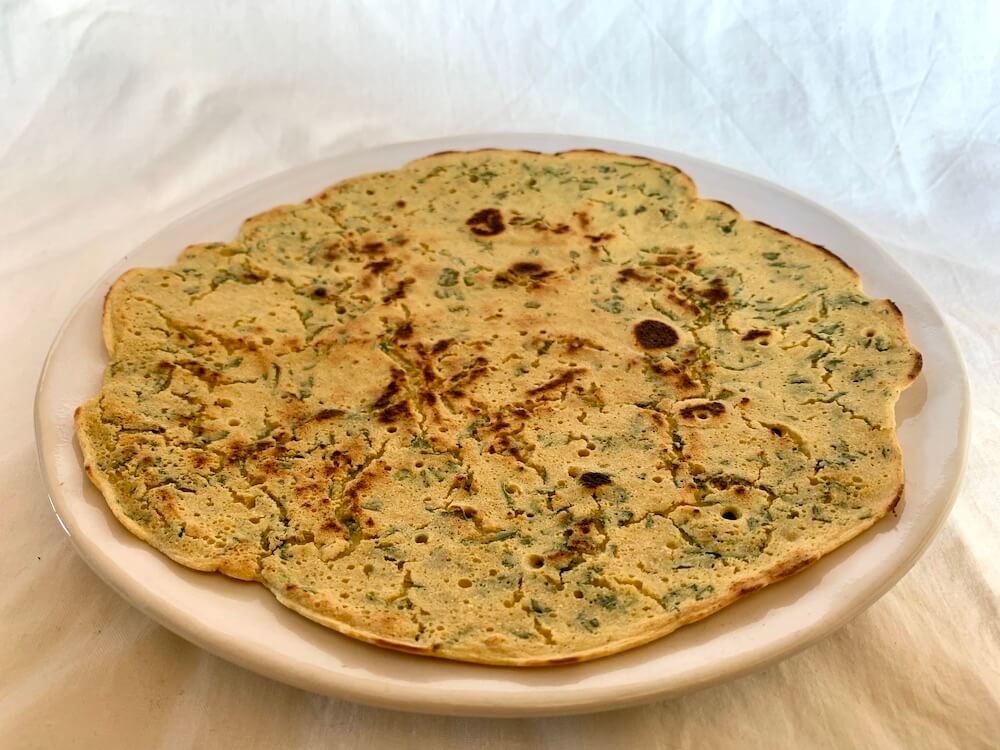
<box><xmin>811</xmin><ymin>504</ymin><xmax>832</xmax><ymax>522</ymax></box>
<box><xmin>462</xmin><ymin>266</ymin><xmax>482</xmax><ymax>286</ymax></box>
<box><xmin>593</xmin><ymin>295</ymin><xmax>625</xmax><ymax>314</ymax></box>
<box><xmin>594</xmin><ymin>593</ymin><xmax>619</xmax><ymax>609</ymax></box>
<box><xmin>576</xmin><ymin>614</ymin><xmax>601</xmax><ymax>632</ymax></box>
<box><xmin>437</xmin><ymin>267</ymin><xmax>459</xmax><ymax>287</ymax></box>
<box><xmin>851</xmin><ymin>367</ymin><xmax>876</xmax><ymax>382</ymax></box>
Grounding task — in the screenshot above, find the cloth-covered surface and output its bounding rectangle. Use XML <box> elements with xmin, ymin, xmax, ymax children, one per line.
<box><xmin>1</xmin><ymin>2</ymin><xmax>997</xmax><ymax>747</ymax></box>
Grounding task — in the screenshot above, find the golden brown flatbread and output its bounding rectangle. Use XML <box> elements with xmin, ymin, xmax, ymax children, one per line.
<box><xmin>76</xmin><ymin>149</ymin><xmax>921</xmax><ymax>665</ymax></box>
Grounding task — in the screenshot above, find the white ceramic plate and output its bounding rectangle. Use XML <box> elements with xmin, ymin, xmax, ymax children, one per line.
<box><xmin>35</xmin><ymin>134</ymin><xmax>969</xmax><ymax>717</ymax></box>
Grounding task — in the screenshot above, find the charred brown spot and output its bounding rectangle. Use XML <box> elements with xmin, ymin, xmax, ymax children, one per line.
<box><xmin>431</xmin><ymin>338</ymin><xmax>453</xmax><ymax>354</ymax></box>
<box><xmin>293</xmin><ymin>482</ymin><xmax>320</xmax><ymax>497</ymax></box>
<box><xmin>563</xmin><ymin>335</ymin><xmax>603</xmax><ymax>352</ymax></box>
<box><xmin>382</xmin><ymin>278</ymin><xmax>413</xmax><ymax>303</ymax></box>
<box><xmin>311</xmin><ymin>286</ymin><xmax>328</xmax><ymax>299</ymax></box>
<box><xmin>544</xmin><ymin>549</ymin><xmax>576</xmax><ymax>569</ymax></box>
<box><xmin>890</xmin><ymin>486</ymin><xmax>904</xmax><ymax>513</ymax></box>
<box><xmin>527</xmin><ymin>368</ymin><xmax>585</xmax><ymax>396</ymax></box>
<box><xmin>616</xmin><ymin>267</ymin><xmax>649</xmax><ymax>283</ymax></box>
<box><xmin>420</xmin><ymin>363</ymin><xmax>437</xmax><ymax>384</ymax></box>
<box><xmin>378</xmin><ymin>401</ymin><xmax>411</xmax><ymax>424</ymax></box>
<box><xmin>395</xmin><ymin>321</ymin><xmax>414</xmax><ymax>339</ymax></box>
<box><xmin>742</xmin><ymin>329</ymin><xmax>771</xmax><ymax>341</ymax></box>
<box><xmin>699</xmin><ymin>279</ymin><xmax>729</xmax><ymax>303</ymax></box>
<box><xmin>450</xmin><ymin>474</ymin><xmax>473</xmax><ymax>493</ymax></box>
<box><xmin>512</xmin><ymin>261</ymin><xmax>543</xmax><ymax>275</ymax></box>
<box><xmin>364</xmin><ymin>258</ymin><xmax>394</xmax><ymax>274</ymax></box>
<box><xmin>484</xmin><ymin>417</ymin><xmax>510</xmax><ymax>435</ymax></box>
<box><xmin>495</xmin><ymin>261</ymin><xmax>554</xmax><ymax>287</ymax></box>
<box><xmin>579</xmin><ymin>472</ymin><xmax>612</xmax><ymax>489</ymax></box>
<box><xmin>372</xmin><ymin>383</ymin><xmax>401</xmax><ymax>410</ymax></box>
<box><xmin>344</xmin><ymin>475</ymin><xmax>372</xmax><ymax>501</ymax></box>
<box><xmin>666</xmin><ymin>292</ymin><xmax>701</xmax><ymax>316</ymax></box>
<box><xmin>700</xmin><ymin>288</ymin><xmax>728</xmax><ymax>303</ymax></box>
<box><xmin>395</xmin><ymin>200</ymin><xmax>406</xmax><ymax>208</ymax></box>
<box><xmin>653</xmin><ymin>254</ymin><xmax>678</xmax><ymax>266</ymax></box>
<box><xmin>450</xmin><ymin>504</ymin><xmax>479</xmax><ymax>521</ymax></box>
<box><xmin>634</xmin><ymin>319</ymin><xmax>679</xmax><ymax>349</ymax></box>
<box><xmin>531</xmin><ymin>221</ymin><xmax>571</xmax><ymax>234</ymax></box>
<box><xmin>679</xmin><ymin>401</ymin><xmax>726</xmax><ymax>419</ymax></box>
<box><xmin>373</xmin><ymin>370</ymin><xmax>406</xmax><ymax>410</ymax></box>
<box><xmin>707</xmin><ymin>476</ymin><xmax>749</xmax><ymax>493</ymax></box>
<box><xmin>545</xmin><ymin>654</ymin><xmax>584</xmax><ymax>666</ymax></box>
<box><xmin>315</xmin><ymin>408</ymin><xmax>345</xmax><ymax>421</ymax></box>
<box><xmin>191</xmin><ymin>453</ymin><xmax>211</xmax><ymax>469</ymax></box>
<box><xmin>678</xmin><ymin>373</ymin><xmax>698</xmax><ymax>390</ymax></box>
<box><xmin>908</xmin><ymin>352</ymin><xmax>923</xmax><ymax>380</ymax></box>
<box><xmin>574</xmin><ymin>211</ymin><xmax>591</xmax><ymax>229</ymax></box>
<box><xmin>564</xmin><ymin>518</ymin><xmax>604</xmax><ymax>553</ymax></box>
<box><xmin>466</xmin><ymin>208</ymin><xmax>505</xmax><ymax>236</ymax></box>
<box><xmin>649</xmin><ymin>361</ymin><xmax>700</xmax><ymax>392</ymax></box>
<box><xmin>772</xmin><ymin>554</ymin><xmax>819</xmax><ymax>579</ymax></box>
<box><xmin>585</xmin><ymin>232</ymin><xmax>614</xmax><ymax>242</ymax></box>
<box><xmin>651</xmin><ymin>362</ymin><xmax>681</xmax><ymax>377</ymax></box>
<box><xmin>362</xmin><ymin>241</ymin><xmax>386</xmax><ymax>254</ymax></box>
<box><xmin>449</xmin><ymin>356</ymin><xmax>490</xmax><ymax>387</ymax></box>
<box><xmin>175</xmin><ymin>360</ymin><xmax>223</xmax><ymax>386</ymax></box>
<box><xmin>320</xmin><ymin>519</ymin><xmax>343</xmax><ymax>532</ymax></box>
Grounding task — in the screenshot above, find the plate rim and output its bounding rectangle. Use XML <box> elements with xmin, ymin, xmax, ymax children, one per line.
<box><xmin>34</xmin><ymin>133</ymin><xmax>971</xmax><ymax>716</ymax></box>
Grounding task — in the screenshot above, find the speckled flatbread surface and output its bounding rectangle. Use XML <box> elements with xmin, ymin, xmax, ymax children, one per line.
<box><xmin>75</xmin><ymin>149</ymin><xmax>921</xmax><ymax>665</ymax></box>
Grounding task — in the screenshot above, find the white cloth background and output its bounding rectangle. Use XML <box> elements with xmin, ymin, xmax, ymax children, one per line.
<box><xmin>1</xmin><ymin>1</ymin><xmax>998</xmax><ymax>747</ymax></box>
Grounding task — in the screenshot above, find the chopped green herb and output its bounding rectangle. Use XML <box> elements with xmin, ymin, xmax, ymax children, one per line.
<box><xmin>576</xmin><ymin>614</ymin><xmax>601</xmax><ymax>632</ymax></box>
<box><xmin>594</xmin><ymin>593</ymin><xmax>619</xmax><ymax>609</ymax></box>
<box><xmin>462</xmin><ymin>266</ymin><xmax>482</xmax><ymax>286</ymax></box>
<box><xmin>530</xmin><ymin>598</ymin><xmax>551</xmax><ymax>614</ymax></box>
<box><xmin>437</xmin><ymin>268</ymin><xmax>459</xmax><ymax>287</ymax></box>
<box><xmin>851</xmin><ymin>367</ymin><xmax>876</xmax><ymax>382</ymax></box>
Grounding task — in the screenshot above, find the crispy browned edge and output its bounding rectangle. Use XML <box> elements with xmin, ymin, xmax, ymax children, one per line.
<box><xmin>75</xmin><ymin>146</ymin><xmax>923</xmax><ymax>667</ymax></box>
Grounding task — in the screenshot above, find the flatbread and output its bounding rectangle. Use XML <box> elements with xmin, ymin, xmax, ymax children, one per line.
<box><xmin>75</xmin><ymin>149</ymin><xmax>921</xmax><ymax>665</ymax></box>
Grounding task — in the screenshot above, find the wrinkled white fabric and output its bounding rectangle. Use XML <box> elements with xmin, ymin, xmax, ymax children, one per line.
<box><xmin>1</xmin><ymin>2</ymin><xmax>997</xmax><ymax>748</ymax></box>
